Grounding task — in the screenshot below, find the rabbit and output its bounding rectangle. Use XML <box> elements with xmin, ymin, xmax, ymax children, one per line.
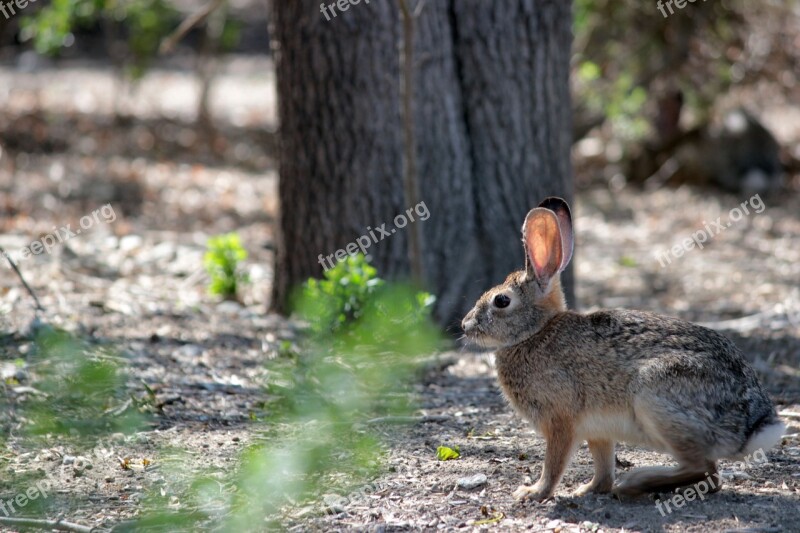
<box><xmin>461</xmin><ymin>197</ymin><xmax>784</xmax><ymax>501</ymax></box>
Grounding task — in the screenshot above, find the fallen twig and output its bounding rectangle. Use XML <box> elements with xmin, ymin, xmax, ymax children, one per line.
<box><xmin>366</xmin><ymin>414</ymin><xmax>450</xmax><ymax>425</ymax></box>
<box><xmin>159</xmin><ymin>0</ymin><xmax>224</xmax><ymax>54</ymax></box>
<box><xmin>0</xmin><ymin>516</ymin><xmax>98</xmax><ymax>533</ymax></box>
<box><xmin>0</xmin><ymin>245</ymin><xmax>44</xmax><ymax>312</ymax></box>
<box><xmin>104</xmin><ymin>397</ymin><xmax>133</xmax><ymax>417</ymax></box>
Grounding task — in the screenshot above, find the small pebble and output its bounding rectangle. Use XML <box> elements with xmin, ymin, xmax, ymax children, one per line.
<box><xmin>457</xmin><ymin>474</ymin><xmax>487</xmax><ymax>490</ymax></box>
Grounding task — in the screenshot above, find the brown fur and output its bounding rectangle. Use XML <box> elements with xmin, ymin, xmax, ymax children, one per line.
<box><xmin>462</xmin><ymin>199</ymin><xmax>783</xmax><ymax>501</ymax></box>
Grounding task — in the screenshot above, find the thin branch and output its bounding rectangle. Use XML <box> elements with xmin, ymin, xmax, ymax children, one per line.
<box><xmin>398</xmin><ymin>0</ymin><xmax>411</xmax><ymax>19</ymax></box>
<box><xmin>366</xmin><ymin>415</ymin><xmax>450</xmax><ymax>425</ymax></box>
<box><xmin>159</xmin><ymin>0</ymin><xmax>224</xmax><ymax>55</ymax></box>
<box><xmin>0</xmin><ymin>516</ymin><xmax>98</xmax><ymax>533</ymax></box>
<box><xmin>0</xmin><ymin>246</ymin><xmax>44</xmax><ymax>312</ymax></box>
<box><xmin>397</xmin><ymin>0</ymin><xmax>425</xmax><ymax>286</ymax></box>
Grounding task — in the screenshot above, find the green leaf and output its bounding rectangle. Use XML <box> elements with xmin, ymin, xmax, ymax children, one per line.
<box><xmin>436</xmin><ymin>445</ymin><xmax>460</xmax><ymax>461</ymax></box>
<box><xmin>578</xmin><ymin>61</ymin><xmax>601</xmax><ymax>82</ymax></box>
<box><xmin>474</xmin><ymin>513</ymin><xmax>504</xmax><ymax>526</ymax></box>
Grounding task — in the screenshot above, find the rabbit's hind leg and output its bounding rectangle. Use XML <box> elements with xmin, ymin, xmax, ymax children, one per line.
<box><xmin>614</xmin><ymin>396</ymin><xmax>723</xmax><ymax>497</ymax></box>
<box><xmin>613</xmin><ymin>459</ymin><xmax>719</xmax><ymax>497</ymax></box>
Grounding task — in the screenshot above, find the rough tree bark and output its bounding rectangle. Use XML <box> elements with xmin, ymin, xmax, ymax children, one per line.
<box><xmin>271</xmin><ymin>0</ymin><xmax>573</xmax><ymax>329</ymax></box>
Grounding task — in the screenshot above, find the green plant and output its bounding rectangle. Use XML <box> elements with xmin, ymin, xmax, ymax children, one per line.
<box><xmin>224</xmin><ymin>263</ymin><xmax>440</xmax><ymax>527</ymax></box>
<box><xmin>298</xmin><ymin>253</ymin><xmax>434</xmax><ymax>335</ymax></box>
<box><xmin>22</xmin><ymin>329</ymin><xmax>146</xmax><ymax>440</ymax></box>
<box><xmin>204</xmin><ymin>232</ymin><xmax>249</xmax><ymax>300</ymax></box>
<box><xmin>572</xmin><ymin>0</ymin><xmax>751</xmax><ymax>142</ymax></box>
<box><xmin>9</xmin><ymin>257</ymin><xmax>441</xmax><ymax>530</ymax></box>
<box><xmin>20</xmin><ymin>0</ymin><xmax>177</xmax><ymax>80</ymax></box>
<box><xmin>116</xmin><ymin>257</ymin><xmax>442</xmax><ymax>530</ymax></box>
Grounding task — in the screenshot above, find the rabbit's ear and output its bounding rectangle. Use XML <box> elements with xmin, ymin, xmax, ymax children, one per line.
<box><xmin>522</xmin><ymin>207</ymin><xmax>564</xmax><ymax>287</ymax></box>
<box><xmin>538</xmin><ymin>197</ymin><xmax>574</xmax><ymax>271</ymax></box>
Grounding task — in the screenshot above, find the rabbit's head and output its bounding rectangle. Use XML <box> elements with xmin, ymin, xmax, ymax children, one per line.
<box><xmin>462</xmin><ymin>197</ymin><xmax>574</xmax><ymax>349</ymax></box>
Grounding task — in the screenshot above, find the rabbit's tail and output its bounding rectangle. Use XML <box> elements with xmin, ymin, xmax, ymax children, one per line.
<box><xmin>740</xmin><ymin>413</ymin><xmax>784</xmax><ymax>458</ymax></box>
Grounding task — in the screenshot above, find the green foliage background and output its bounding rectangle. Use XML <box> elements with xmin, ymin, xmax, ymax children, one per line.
<box><xmin>19</xmin><ymin>0</ymin><xmax>757</xmax><ymax>143</ymax></box>
<box><xmin>3</xmin><ymin>255</ymin><xmax>442</xmax><ymax>530</ymax></box>
<box><xmin>573</xmin><ymin>0</ymin><xmax>748</xmax><ymax>140</ymax></box>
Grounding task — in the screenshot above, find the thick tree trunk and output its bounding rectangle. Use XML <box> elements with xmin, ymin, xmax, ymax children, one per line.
<box><xmin>271</xmin><ymin>0</ymin><xmax>573</xmax><ymax>329</ymax></box>
<box><xmin>271</xmin><ymin>1</ymin><xmax>405</xmax><ymax>308</ymax></box>
<box><xmin>450</xmin><ymin>0</ymin><xmax>575</xmax><ymax>315</ymax></box>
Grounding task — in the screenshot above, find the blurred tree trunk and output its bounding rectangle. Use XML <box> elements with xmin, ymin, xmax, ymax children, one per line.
<box><xmin>271</xmin><ymin>0</ymin><xmax>573</xmax><ymax>329</ymax></box>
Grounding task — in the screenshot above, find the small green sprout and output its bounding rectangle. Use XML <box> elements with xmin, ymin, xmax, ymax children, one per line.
<box><xmin>204</xmin><ymin>233</ymin><xmax>249</xmax><ymax>300</ymax></box>
<box><xmin>298</xmin><ymin>253</ymin><xmax>435</xmax><ymax>335</ymax></box>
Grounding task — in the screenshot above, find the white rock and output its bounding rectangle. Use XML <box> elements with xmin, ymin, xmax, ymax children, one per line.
<box><xmin>457</xmin><ymin>473</ymin><xmax>487</xmax><ymax>490</ymax></box>
<box><xmin>175</xmin><ymin>344</ymin><xmax>203</xmax><ymax>358</ymax></box>
<box><xmin>216</xmin><ymin>301</ymin><xmax>243</xmax><ymax>315</ymax></box>
<box><xmin>119</xmin><ymin>235</ymin><xmax>143</xmax><ymax>252</ymax></box>
<box><xmin>322</xmin><ymin>494</ymin><xmax>347</xmax><ymax>513</ymax></box>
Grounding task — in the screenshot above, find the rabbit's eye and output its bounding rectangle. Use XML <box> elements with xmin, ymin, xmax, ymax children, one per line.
<box><xmin>493</xmin><ymin>294</ymin><xmax>511</xmax><ymax>309</ymax></box>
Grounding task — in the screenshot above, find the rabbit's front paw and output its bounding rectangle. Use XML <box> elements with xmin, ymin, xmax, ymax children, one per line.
<box><xmin>513</xmin><ymin>482</ymin><xmax>552</xmax><ymax>502</ymax></box>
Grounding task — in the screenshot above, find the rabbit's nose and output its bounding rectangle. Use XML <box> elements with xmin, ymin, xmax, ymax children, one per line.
<box><xmin>462</xmin><ymin>315</ymin><xmax>477</xmax><ymax>333</ymax></box>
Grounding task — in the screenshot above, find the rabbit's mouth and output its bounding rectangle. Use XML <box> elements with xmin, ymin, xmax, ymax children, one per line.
<box><xmin>463</xmin><ymin>312</ymin><xmax>504</xmax><ymax>348</ymax></box>
<box><xmin>463</xmin><ymin>327</ymin><xmax>504</xmax><ymax>350</ymax></box>
<box><xmin>463</xmin><ymin>324</ymin><xmax>523</xmax><ymax>349</ymax></box>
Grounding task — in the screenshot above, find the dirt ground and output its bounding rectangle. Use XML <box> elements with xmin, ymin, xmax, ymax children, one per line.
<box><xmin>1</xmin><ymin>58</ymin><xmax>799</xmax><ymax>532</ymax></box>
